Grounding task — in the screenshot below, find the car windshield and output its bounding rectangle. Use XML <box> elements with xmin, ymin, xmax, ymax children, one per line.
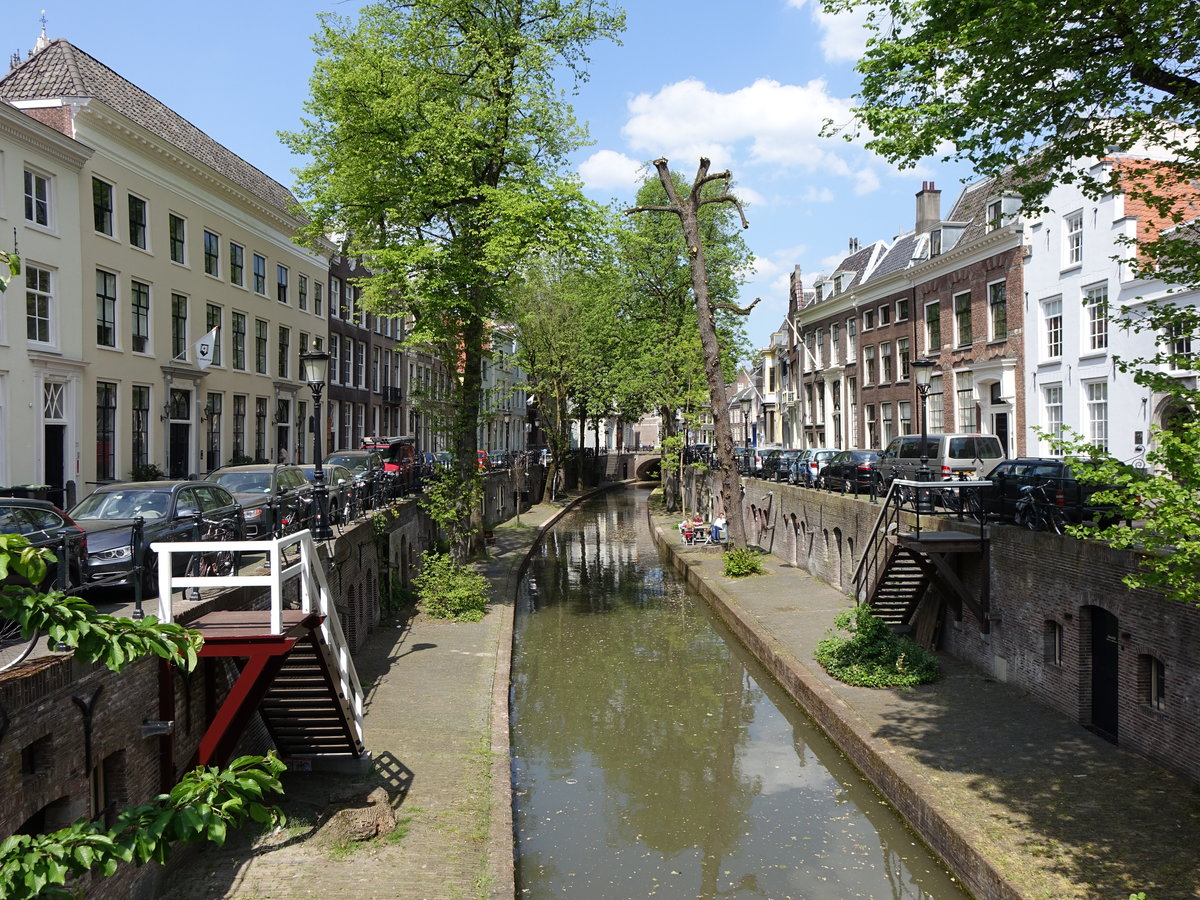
<box><xmin>72</xmin><ymin>490</ymin><xmax>170</xmax><ymax>519</ymax></box>
<box><xmin>329</xmin><ymin>455</ymin><xmax>369</xmax><ymax>473</ymax></box>
<box><xmin>213</xmin><ymin>472</ymin><xmax>272</xmax><ymax>494</ymax></box>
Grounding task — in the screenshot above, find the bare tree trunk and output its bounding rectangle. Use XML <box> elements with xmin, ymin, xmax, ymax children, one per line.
<box><xmin>629</xmin><ymin>158</ymin><xmax>759</xmax><ymax>548</ymax></box>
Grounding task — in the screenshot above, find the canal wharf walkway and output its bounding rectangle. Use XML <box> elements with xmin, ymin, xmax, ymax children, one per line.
<box><xmin>159</xmin><ymin>486</ymin><xmax>1200</xmax><ymax>900</ymax></box>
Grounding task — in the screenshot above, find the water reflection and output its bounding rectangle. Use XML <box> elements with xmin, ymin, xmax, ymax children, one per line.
<box><xmin>512</xmin><ymin>490</ymin><xmax>966</xmax><ymax>899</ymax></box>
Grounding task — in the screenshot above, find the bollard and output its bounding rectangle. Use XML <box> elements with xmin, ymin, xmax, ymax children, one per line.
<box><xmin>188</xmin><ymin>513</ymin><xmax>203</xmax><ymax>601</ymax></box>
<box><xmin>132</xmin><ymin>517</ymin><xmax>146</xmax><ymax>619</ymax></box>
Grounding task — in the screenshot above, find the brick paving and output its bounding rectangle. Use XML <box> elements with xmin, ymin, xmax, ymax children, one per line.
<box><xmin>160</xmin><ymin>488</ymin><xmax>1200</xmax><ymax>900</ymax></box>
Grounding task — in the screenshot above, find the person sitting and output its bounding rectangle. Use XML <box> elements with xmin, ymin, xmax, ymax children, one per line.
<box><xmin>680</xmin><ymin>522</ymin><xmax>696</xmax><ymax>544</ymax></box>
<box><xmin>692</xmin><ymin>512</ymin><xmax>704</xmax><ymax>526</ymax></box>
<box><xmin>710</xmin><ymin>514</ymin><xmax>727</xmax><ymax>543</ymax></box>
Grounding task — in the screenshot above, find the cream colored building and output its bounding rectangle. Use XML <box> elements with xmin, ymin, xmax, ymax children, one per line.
<box><xmin>1</xmin><ymin>38</ymin><xmax>330</xmax><ymax>496</ymax></box>
<box><xmin>0</xmin><ymin>99</ymin><xmax>91</xmax><ymax>505</ymax></box>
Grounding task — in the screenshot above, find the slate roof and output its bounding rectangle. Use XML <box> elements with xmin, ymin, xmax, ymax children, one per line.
<box><xmin>868</xmin><ymin>232</ymin><xmax>925</xmax><ymax>281</ymax></box>
<box><xmin>0</xmin><ymin>39</ymin><xmax>298</xmax><ymax>214</ymax></box>
<box><xmin>945</xmin><ymin>176</ymin><xmax>999</xmax><ymax>243</ymax></box>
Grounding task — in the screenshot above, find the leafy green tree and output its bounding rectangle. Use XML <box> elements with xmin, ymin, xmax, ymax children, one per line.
<box><xmin>284</xmin><ymin>0</ymin><xmax>623</xmax><ymax>553</ymax></box>
<box><xmin>626</xmin><ymin>159</ymin><xmax>755</xmax><ymax>540</ymax></box>
<box><xmin>0</xmin><ymin>250</ymin><xmax>18</xmax><ymax>292</ymax></box>
<box><xmin>825</xmin><ymin>0</ymin><xmax>1200</xmax><ymax>597</ymax></box>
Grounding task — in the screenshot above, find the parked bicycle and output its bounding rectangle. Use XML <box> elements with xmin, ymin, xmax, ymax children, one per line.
<box><xmin>197</xmin><ymin>516</ymin><xmax>242</xmax><ymax>578</ymax></box>
<box><xmin>1013</xmin><ymin>481</ymin><xmax>1067</xmax><ymax>534</ymax></box>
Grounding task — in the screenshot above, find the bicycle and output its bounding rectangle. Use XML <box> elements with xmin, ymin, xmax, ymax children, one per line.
<box><xmin>1013</xmin><ymin>481</ymin><xmax>1067</xmax><ymax>534</ymax></box>
<box><xmin>0</xmin><ymin>614</ymin><xmax>38</xmax><ymax>672</ymax></box>
<box><xmin>938</xmin><ymin>471</ymin><xmax>987</xmax><ymax>523</ymax></box>
<box><xmin>197</xmin><ymin>517</ymin><xmax>241</xmax><ymax>578</ymax></box>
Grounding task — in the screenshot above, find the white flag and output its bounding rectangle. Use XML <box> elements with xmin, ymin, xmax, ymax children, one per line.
<box><xmin>195</xmin><ymin>326</ymin><xmax>219</xmax><ymax>369</ymax></box>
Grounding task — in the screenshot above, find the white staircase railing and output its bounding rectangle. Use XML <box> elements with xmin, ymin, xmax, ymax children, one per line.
<box><xmin>149</xmin><ymin>530</ymin><xmax>365</xmax><ymax>752</ymax></box>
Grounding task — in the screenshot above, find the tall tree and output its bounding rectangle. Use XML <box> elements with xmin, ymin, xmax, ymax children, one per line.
<box><xmin>824</xmin><ymin>0</ymin><xmax>1200</xmax><ymax>600</ymax></box>
<box><xmin>627</xmin><ymin>158</ymin><xmax>757</xmax><ymax>545</ymax></box>
<box><xmin>284</xmin><ymin>0</ymin><xmax>623</xmax><ymax>553</ymax></box>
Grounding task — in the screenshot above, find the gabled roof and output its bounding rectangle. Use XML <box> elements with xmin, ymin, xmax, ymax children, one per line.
<box><xmin>868</xmin><ymin>232</ymin><xmax>928</xmax><ymax>281</ymax></box>
<box><xmin>0</xmin><ymin>39</ymin><xmax>297</xmax><ymax>214</ymax></box>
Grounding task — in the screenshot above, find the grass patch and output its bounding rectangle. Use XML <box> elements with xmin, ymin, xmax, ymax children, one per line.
<box><xmin>723</xmin><ymin>546</ymin><xmax>765</xmax><ymax>577</ymax></box>
<box><xmin>815</xmin><ymin>604</ymin><xmax>940</xmax><ymax>688</ymax></box>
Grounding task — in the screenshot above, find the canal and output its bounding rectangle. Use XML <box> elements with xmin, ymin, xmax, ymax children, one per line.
<box><xmin>511</xmin><ymin>488</ymin><xmax>969</xmax><ymax>899</ymax></box>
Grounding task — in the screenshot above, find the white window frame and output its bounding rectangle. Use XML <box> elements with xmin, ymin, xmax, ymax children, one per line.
<box><xmin>24</xmin><ymin>168</ymin><xmax>52</xmax><ymax>229</ymax></box>
<box><xmin>1084</xmin><ymin>283</ymin><xmax>1108</xmax><ymax>352</ymax></box>
<box><xmin>1042</xmin><ymin>384</ymin><xmax>1063</xmax><ymax>451</ymax></box>
<box><xmin>1043</xmin><ymin>297</ymin><xmax>1063</xmax><ymax>359</ymax></box>
<box><xmin>1084</xmin><ymin>380</ymin><xmax>1109</xmax><ymax>450</ymax></box>
<box><xmin>1065</xmin><ymin>210</ymin><xmax>1083</xmax><ymax>267</ymax></box>
<box><xmin>25</xmin><ymin>263</ymin><xmax>55</xmax><ymax>346</ymax></box>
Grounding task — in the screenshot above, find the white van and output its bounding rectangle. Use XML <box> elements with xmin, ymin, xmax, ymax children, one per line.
<box><xmin>873</xmin><ymin>433</ymin><xmax>1004</xmax><ymax>485</ymax></box>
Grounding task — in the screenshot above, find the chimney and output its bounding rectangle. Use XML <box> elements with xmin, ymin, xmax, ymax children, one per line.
<box><xmin>848</xmin><ymin>237</ymin><xmax>859</xmax><ymax>252</ymax></box>
<box><xmin>915</xmin><ymin>181</ymin><xmax>941</xmax><ymax>235</ymax></box>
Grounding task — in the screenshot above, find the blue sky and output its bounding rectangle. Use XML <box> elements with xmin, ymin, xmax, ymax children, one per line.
<box><xmin>15</xmin><ymin>0</ymin><xmax>976</xmax><ymax>353</ymax></box>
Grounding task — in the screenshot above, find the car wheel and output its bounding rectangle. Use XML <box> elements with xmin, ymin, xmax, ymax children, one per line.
<box><xmin>843</xmin><ymin>477</ymin><xmax>853</xmax><ymax>494</ymax></box>
<box><xmin>141</xmin><ymin>552</ymin><xmax>159</xmax><ymax>600</ymax></box>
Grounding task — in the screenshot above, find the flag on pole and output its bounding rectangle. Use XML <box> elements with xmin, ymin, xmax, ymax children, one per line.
<box><xmin>195</xmin><ymin>326</ymin><xmax>219</xmax><ymax>369</ymax></box>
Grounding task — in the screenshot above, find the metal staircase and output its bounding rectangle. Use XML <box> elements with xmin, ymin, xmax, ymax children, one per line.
<box><xmin>150</xmin><ymin>530</ymin><xmax>366</xmax><ymax>767</ymax></box>
<box><xmin>853</xmin><ymin>480</ymin><xmax>991</xmax><ymax>633</ymax></box>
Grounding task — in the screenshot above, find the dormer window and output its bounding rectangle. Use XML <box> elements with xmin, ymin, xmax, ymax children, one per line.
<box><xmin>930</xmin><ymin>229</ymin><xmax>942</xmax><ymax>256</ymax></box>
<box><xmin>986</xmin><ymin>199</ymin><xmax>1002</xmax><ymax>232</ymax></box>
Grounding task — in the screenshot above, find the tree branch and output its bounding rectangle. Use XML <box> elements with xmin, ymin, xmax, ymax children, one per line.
<box><xmin>712</xmin><ymin>296</ymin><xmax>762</xmax><ymax>316</ymax></box>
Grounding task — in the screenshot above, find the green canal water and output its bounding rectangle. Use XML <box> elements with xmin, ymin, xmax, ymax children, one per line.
<box><xmin>511</xmin><ymin>488</ymin><xmax>969</xmax><ymax>899</ymax></box>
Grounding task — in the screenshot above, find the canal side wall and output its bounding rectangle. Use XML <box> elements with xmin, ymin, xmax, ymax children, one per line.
<box><xmin>683</xmin><ymin>469</ymin><xmax>1200</xmax><ymax>785</ymax></box>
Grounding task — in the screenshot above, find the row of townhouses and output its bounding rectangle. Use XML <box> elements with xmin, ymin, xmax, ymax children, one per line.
<box><xmin>740</xmin><ymin>161</ymin><xmax>1198</xmax><ymax>467</ymax></box>
<box><xmin>0</xmin><ymin>35</ymin><xmax>527</xmax><ymax>509</ymax></box>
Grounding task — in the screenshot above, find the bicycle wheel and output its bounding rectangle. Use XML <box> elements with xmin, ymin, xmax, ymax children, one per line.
<box><xmin>965</xmin><ymin>490</ymin><xmax>987</xmax><ymax>524</ymax></box>
<box><xmin>203</xmin><ymin>550</ymin><xmax>237</xmax><ymax>577</ymax></box>
<box><xmin>0</xmin><ymin>615</ymin><xmax>38</xmax><ymax>671</ymax></box>
<box><xmin>1014</xmin><ymin>502</ymin><xmax>1033</xmax><ymax>529</ymax></box>
<box><xmin>1045</xmin><ymin>506</ymin><xmax>1067</xmax><ymax>535</ymax></box>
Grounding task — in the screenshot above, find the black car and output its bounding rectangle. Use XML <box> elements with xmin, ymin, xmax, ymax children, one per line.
<box><xmin>819</xmin><ymin>449</ymin><xmax>882</xmax><ymax>494</ymax></box>
<box><xmin>298</xmin><ymin>463</ymin><xmax>355</xmax><ymax>525</ymax></box>
<box><xmin>978</xmin><ymin>457</ymin><xmax>1125</xmax><ymax>525</ymax></box>
<box><xmin>0</xmin><ymin>497</ymin><xmax>88</xmax><ymax>590</ymax></box>
<box><xmin>764</xmin><ymin>449</ymin><xmax>802</xmax><ymax>482</ymax></box>
<box><xmin>326</xmin><ymin>450</ymin><xmax>388</xmax><ymax>501</ymax></box>
<box><xmin>209</xmin><ymin>464</ymin><xmax>315</xmax><ymax>538</ymax></box>
<box><xmin>69</xmin><ymin>481</ymin><xmax>245</xmax><ymax>593</ymax></box>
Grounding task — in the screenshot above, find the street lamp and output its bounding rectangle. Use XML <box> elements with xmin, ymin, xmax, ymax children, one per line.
<box><xmin>739</xmin><ymin>395</ymin><xmax>752</xmax><ymax>449</ymax></box>
<box><xmin>503</xmin><ymin>409</ymin><xmax>512</xmax><ymax>452</ymax></box>
<box><xmin>299</xmin><ymin>345</ymin><xmax>333</xmax><ymax>540</ymax></box>
<box><xmin>911</xmin><ymin>357</ymin><xmax>936</xmax><ymax>484</ymax></box>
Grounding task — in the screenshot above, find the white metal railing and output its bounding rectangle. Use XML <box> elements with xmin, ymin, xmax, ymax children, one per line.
<box><xmin>149</xmin><ymin>529</ymin><xmax>365</xmax><ymax>749</ymax></box>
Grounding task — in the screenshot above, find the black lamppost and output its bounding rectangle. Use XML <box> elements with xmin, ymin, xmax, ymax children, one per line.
<box><xmin>740</xmin><ymin>395</ymin><xmax>752</xmax><ymax>448</ymax></box>
<box><xmin>912</xmin><ymin>357</ymin><xmax>936</xmax><ymax>483</ymax></box>
<box><xmin>299</xmin><ymin>346</ymin><xmax>333</xmax><ymax>540</ymax></box>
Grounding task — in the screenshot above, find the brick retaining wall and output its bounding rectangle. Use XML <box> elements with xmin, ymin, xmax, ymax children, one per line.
<box><xmin>686</xmin><ymin>469</ymin><xmax>1200</xmax><ymax>783</ymax></box>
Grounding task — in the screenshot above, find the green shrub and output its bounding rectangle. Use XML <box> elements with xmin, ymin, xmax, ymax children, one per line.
<box><xmin>723</xmin><ymin>546</ymin><xmax>764</xmax><ymax>577</ymax></box>
<box><xmin>815</xmin><ymin>604</ymin><xmax>940</xmax><ymax>688</ymax></box>
<box><xmin>413</xmin><ymin>551</ymin><xmax>490</xmax><ymax>622</ymax></box>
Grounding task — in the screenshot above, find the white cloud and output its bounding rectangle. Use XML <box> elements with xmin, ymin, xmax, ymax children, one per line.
<box><xmin>788</xmin><ymin>0</ymin><xmax>871</xmax><ymax>63</ymax></box>
<box><xmin>578</xmin><ymin>150</ymin><xmax>646</xmax><ymax>192</ymax></box>
<box><xmin>623</xmin><ymin>77</ymin><xmax>856</xmax><ymax>174</ymax></box>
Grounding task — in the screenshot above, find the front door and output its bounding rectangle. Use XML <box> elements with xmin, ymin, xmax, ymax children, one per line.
<box><xmin>992</xmin><ymin>411</ymin><xmax>1010</xmax><ymax>457</ymax></box>
<box><xmin>43</xmin><ymin>423</ymin><xmax>67</xmax><ymax>507</ymax></box>
<box><xmin>169</xmin><ymin>424</ymin><xmax>190</xmax><ymax>479</ymax></box>
<box><xmin>1090</xmin><ymin>606</ymin><xmax>1120</xmax><ymax>740</ymax></box>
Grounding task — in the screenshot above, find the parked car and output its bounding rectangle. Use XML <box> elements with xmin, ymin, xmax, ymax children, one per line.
<box><xmin>487</xmin><ymin>449</ymin><xmax>513</xmax><ymax>470</ymax></box>
<box><xmin>818</xmin><ymin>449</ymin><xmax>882</xmax><ymax>494</ymax></box>
<box><xmin>794</xmin><ymin>448</ymin><xmax>840</xmax><ymax>486</ymax></box>
<box><xmin>327</xmin><ymin>449</ymin><xmax>388</xmax><ymax>496</ymax></box>
<box><xmin>0</xmin><ymin>497</ymin><xmax>88</xmax><ymax>590</ymax></box>
<box><xmin>361</xmin><ymin>436</ymin><xmax>417</xmax><ymax>476</ymax></box>
<box><xmin>873</xmin><ymin>433</ymin><xmax>1005</xmax><ymax>486</ymax></box>
<box><xmin>763</xmin><ymin>449</ymin><xmax>803</xmax><ymax>482</ymax></box>
<box><xmin>69</xmin><ymin>481</ymin><xmax>245</xmax><ymax>593</ymax></box>
<box><xmin>297</xmin><ymin>463</ymin><xmax>355</xmax><ymax>525</ymax></box>
<box><xmin>978</xmin><ymin>457</ymin><xmax>1126</xmax><ymax>526</ymax></box>
<box><xmin>209</xmin><ymin>464</ymin><xmax>315</xmax><ymax>538</ymax></box>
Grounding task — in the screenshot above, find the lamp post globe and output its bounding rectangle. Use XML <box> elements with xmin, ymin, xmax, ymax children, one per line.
<box><xmin>299</xmin><ymin>345</ymin><xmax>333</xmax><ymax>540</ymax></box>
<box><xmin>911</xmin><ymin>357</ymin><xmax>936</xmax><ymax>484</ymax></box>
